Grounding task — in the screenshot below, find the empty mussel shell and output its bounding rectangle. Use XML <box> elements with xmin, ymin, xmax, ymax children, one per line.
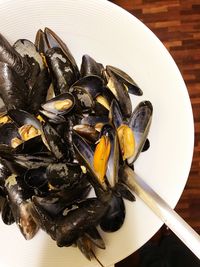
<box><xmin>106</xmin><ymin>65</ymin><xmax>143</xmax><ymax>96</ymax></box>
<box><xmin>104</xmin><ymin>67</ymin><xmax>132</xmax><ymax>117</ymax></box>
<box><xmin>127</xmin><ymin>100</ymin><xmax>153</xmax><ymax>164</ymax></box>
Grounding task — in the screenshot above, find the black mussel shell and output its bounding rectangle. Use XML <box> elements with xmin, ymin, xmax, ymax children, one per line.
<box><xmin>41</xmin><ymin>92</ymin><xmax>75</xmax><ymax>116</ymax></box>
<box><xmin>69</xmin><ymin>86</ymin><xmax>94</xmax><ymax>113</ymax></box>
<box><xmin>100</xmin><ymin>124</ymin><xmax>119</xmax><ymax>188</ymax></box>
<box><xmin>42</xmin><ymin>122</ymin><xmax>69</xmax><ymax>161</ymax></box>
<box><xmin>100</xmin><ymin>194</ymin><xmax>125</xmax><ymax>232</ymax></box>
<box><xmin>105</xmin><ymin>67</ymin><xmax>132</xmax><ymax>118</ymax></box>
<box><xmin>85</xmin><ymin>227</ymin><xmax>105</xmax><ymax>249</ymax></box>
<box><xmin>28</xmin><ymin>67</ymin><xmax>51</xmax><ymax>113</ymax></box>
<box><xmin>8</xmin><ymin>109</ymin><xmax>41</xmax><ymax>129</ymax></box>
<box><xmin>44</xmin><ymin>27</ymin><xmax>79</xmax><ymax>79</ymax></box>
<box><xmin>114</xmin><ymin>182</ymin><xmax>136</xmax><ymax>202</ymax></box>
<box><xmin>55</xmin><ymin>198</ymin><xmax>108</xmax><ymax>247</ymax></box>
<box><xmin>0</xmin><ymin>32</ymin><xmax>30</xmax><ymax>78</ymax></box>
<box><xmin>46</xmin><ymin>162</ymin><xmax>83</xmax><ymax>190</ymax></box>
<box><xmin>76</xmin><ymin>235</ymin><xmax>94</xmax><ymax>261</ymax></box>
<box><xmin>13</xmin><ymin>39</ymin><xmax>44</xmax><ymax>89</ymax></box>
<box><xmin>80</xmin><ymin>54</ymin><xmax>104</xmax><ymax>78</ymax></box>
<box><xmin>35</xmin><ymin>29</ymin><xmax>49</xmax><ymax>54</ymax></box>
<box><xmin>142</xmin><ymin>138</ymin><xmax>150</xmax><ymax>152</ymax></box>
<box><xmin>10</xmin><ymin>153</ymin><xmax>53</xmax><ymax>169</ymax></box>
<box><xmin>24</xmin><ymin>167</ymin><xmax>48</xmax><ymax>191</ymax></box>
<box><xmin>14</xmin><ymin>135</ymin><xmax>47</xmax><ymax>154</ymax></box>
<box><xmin>73</xmin><ymin>124</ymin><xmax>99</xmax><ymax>143</ymax></box>
<box><xmin>81</xmin><ymin>116</ymin><xmax>109</xmax><ymax>131</ymax></box>
<box><xmin>71</xmin><ymin>75</ymin><xmax>104</xmax><ymax>99</ymax></box>
<box><xmin>93</xmin><ymin>101</ymin><xmax>109</xmax><ymax>117</ymax></box>
<box><xmin>1</xmin><ymin>198</ymin><xmax>15</xmax><ymax>225</ymax></box>
<box><xmin>45</xmin><ymin>47</ymin><xmax>77</xmax><ymax>95</ymax></box>
<box><xmin>106</xmin><ymin>65</ymin><xmax>143</xmax><ymax>96</ymax></box>
<box><xmin>72</xmin><ymin>132</ymin><xmax>106</xmax><ymax>191</ymax></box>
<box><xmin>31</xmin><ymin>195</ymin><xmax>56</xmax><ymax>239</ymax></box>
<box><xmin>0</xmin><ymin>62</ymin><xmax>28</xmax><ymax>110</ymax></box>
<box><xmin>0</xmin><ymin>158</ymin><xmax>12</xmax><ymax>187</ymax></box>
<box><xmin>128</xmin><ymin>101</ymin><xmax>153</xmax><ymax>164</ymax></box>
<box><xmin>39</xmin><ymin>110</ymin><xmax>66</xmax><ymax>124</ymax></box>
<box><xmin>0</xmin><ymin>123</ymin><xmax>21</xmax><ymax>147</ymax></box>
<box><xmin>109</xmin><ymin>99</ymin><xmax>124</xmax><ymax>129</ymax></box>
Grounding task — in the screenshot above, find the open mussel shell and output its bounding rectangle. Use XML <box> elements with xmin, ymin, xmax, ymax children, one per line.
<box><xmin>35</xmin><ymin>29</ymin><xmax>49</xmax><ymax>54</ymax></box>
<box><xmin>106</xmin><ymin>65</ymin><xmax>143</xmax><ymax>96</ymax></box>
<box><xmin>41</xmin><ymin>92</ymin><xmax>75</xmax><ymax>116</ymax></box>
<box><xmin>104</xmin><ymin>67</ymin><xmax>132</xmax><ymax>118</ymax></box>
<box><xmin>109</xmin><ymin>99</ymin><xmax>124</xmax><ymax>129</ymax></box>
<box><xmin>0</xmin><ymin>62</ymin><xmax>28</xmax><ymax>110</ymax></box>
<box><xmin>100</xmin><ymin>194</ymin><xmax>125</xmax><ymax>232</ymax></box>
<box><xmin>128</xmin><ymin>100</ymin><xmax>153</xmax><ymax>164</ymax></box>
<box><xmin>0</xmin><ymin>32</ymin><xmax>30</xmax><ymax>78</ymax></box>
<box><xmin>39</xmin><ymin>109</ymin><xmax>66</xmax><ymax>124</ymax></box>
<box><xmin>99</xmin><ymin>124</ymin><xmax>119</xmax><ymax>188</ymax></box>
<box><xmin>80</xmin><ymin>54</ymin><xmax>104</xmax><ymax>78</ymax></box>
<box><xmin>72</xmin><ymin>132</ymin><xmax>107</xmax><ymax>191</ymax></box>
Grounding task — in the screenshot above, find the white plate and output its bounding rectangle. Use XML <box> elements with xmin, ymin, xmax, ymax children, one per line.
<box><xmin>0</xmin><ymin>0</ymin><xmax>194</xmax><ymax>266</ymax></box>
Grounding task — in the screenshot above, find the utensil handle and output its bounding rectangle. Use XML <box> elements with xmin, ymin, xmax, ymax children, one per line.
<box><xmin>123</xmin><ymin>165</ymin><xmax>200</xmax><ymax>260</ymax></box>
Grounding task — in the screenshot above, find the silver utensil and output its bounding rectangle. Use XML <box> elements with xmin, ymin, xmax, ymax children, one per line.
<box><xmin>122</xmin><ymin>165</ymin><xmax>200</xmax><ymax>260</ymax></box>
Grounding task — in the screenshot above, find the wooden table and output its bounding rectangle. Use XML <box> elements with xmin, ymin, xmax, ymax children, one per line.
<box><xmin>108</xmin><ymin>1</ymin><xmax>200</xmax><ymax>266</ymax></box>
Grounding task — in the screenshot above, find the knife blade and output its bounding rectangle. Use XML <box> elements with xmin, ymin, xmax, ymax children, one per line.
<box><xmin>122</xmin><ymin>165</ymin><xmax>200</xmax><ymax>260</ymax></box>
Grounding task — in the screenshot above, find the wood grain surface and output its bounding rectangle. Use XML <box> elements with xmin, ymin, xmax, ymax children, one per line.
<box><xmin>109</xmin><ymin>1</ymin><xmax>200</xmax><ymax>266</ymax></box>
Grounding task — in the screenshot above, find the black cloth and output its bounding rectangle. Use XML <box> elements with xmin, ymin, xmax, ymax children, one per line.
<box><xmin>139</xmin><ymin>234</ymin><xmax>200</xmax><ymax>267</ymax></box>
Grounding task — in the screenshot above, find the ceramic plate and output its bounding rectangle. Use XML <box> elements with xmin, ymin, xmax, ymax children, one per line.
<box><xmin>0</xmin><ymin>0</ymin><xmax>194</xmax><ymax>266</ymax></box>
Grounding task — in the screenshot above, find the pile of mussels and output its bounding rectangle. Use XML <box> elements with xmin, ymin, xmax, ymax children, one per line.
<box><xmin>0</xmin><ymin>28</ymin><xmax>153</xmax><ymax>261</ymax></box>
